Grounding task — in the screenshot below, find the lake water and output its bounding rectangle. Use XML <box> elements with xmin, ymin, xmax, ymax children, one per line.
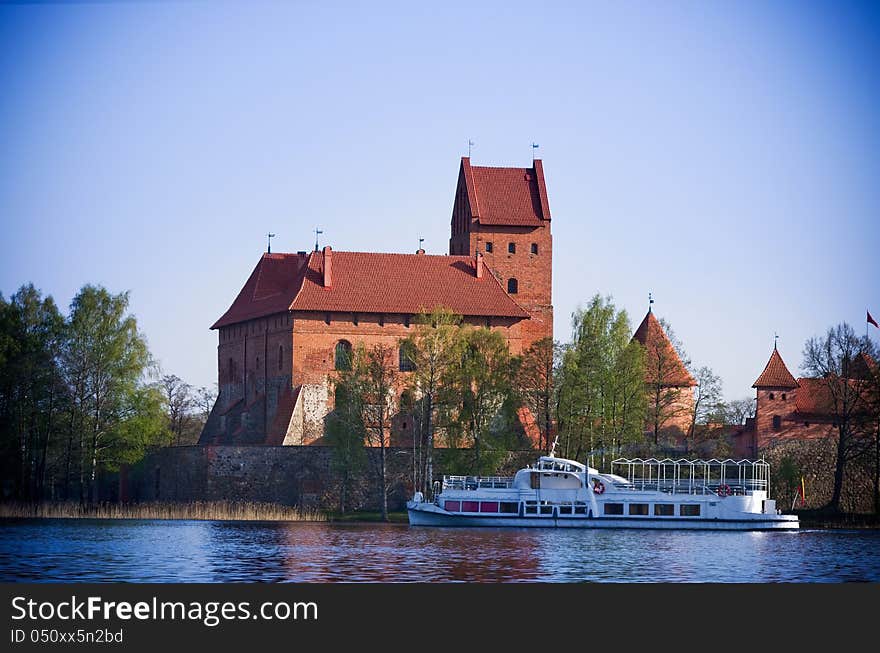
<box><xmin>1</xmin><ymin>519</ymin><xmax>878</xmax><ymax>582</ymax></box>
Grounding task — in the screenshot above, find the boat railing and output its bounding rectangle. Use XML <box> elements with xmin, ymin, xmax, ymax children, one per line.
<box><xmin>612</xmin><ymin>478</ymin><xmax>766</xmax><ymax>496</ymax></box>
<box><xmin>609</xmin><ymin>457</ymin><xmax>772</xmax><ymax>497</ymax></box>
<box><xmin>442</xmin><ymin>475</ymin><xmax>514</xmax><ymax>491</ymax></box>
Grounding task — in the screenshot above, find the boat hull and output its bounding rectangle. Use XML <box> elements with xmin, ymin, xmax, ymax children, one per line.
<box><xmin>407</xmin><ymin>503</ymin><xmax>799</xmax><ymax>530</ymax></box>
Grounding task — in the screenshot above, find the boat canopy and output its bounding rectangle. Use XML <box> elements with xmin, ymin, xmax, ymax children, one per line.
<box><xmin>535</xmin><ymin>456</ymin><xmax>586</xmax><ymax>473</ymax></box>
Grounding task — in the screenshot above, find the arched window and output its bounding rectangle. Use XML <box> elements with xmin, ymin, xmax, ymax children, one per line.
<box><xmin>769</xmin><ymin>392</ymin><xmax>775</xmax><ymax>400</ymax></box>
<box><xmin>399</xmin><ymin>343</ymin><xmax>416</xmax><ymax>372</ymax></box>
<box><xmin>508</xmin><ymin>242</ymin><xmax>516</xmax><ymax>254</ymax></box>
<box><xmin>507</xmin><ymin>278</ymin><xmax>518</xmax><ymax>294</ymax></box>
<box><xmin>772</xmin><ymin>415</ymin><xmax>782</xmax><ymax>430</ymax></box>
<box><xmin>278</xmin><ymin>345</ymin><xmax>284</xmax><ymax>371</ymax></box>
<box><xmin>781</xmin><ymin>393</ymin><xmax>787</xmax><ymax>401</ymax></box>
<box><xmin>531</xmin><ymin>243</ymin><xmax>538</xmax><ymax>255</ymax></box>
<box><xmin>335</xmin><ymin>340</ymin><xmax>353</xmax><ymax>371</ymax></box>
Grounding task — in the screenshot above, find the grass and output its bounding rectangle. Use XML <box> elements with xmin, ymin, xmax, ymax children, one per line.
<box><xmin>0</xmin><ymin>500</ymin><xmax>326</xmax><ymax>522</ymax></box>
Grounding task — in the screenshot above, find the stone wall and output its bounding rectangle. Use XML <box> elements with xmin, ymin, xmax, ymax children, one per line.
<box><xmin>130</xmin><ymin>445</ymin><xmax>537</xmax><ymax>512</ymax></box>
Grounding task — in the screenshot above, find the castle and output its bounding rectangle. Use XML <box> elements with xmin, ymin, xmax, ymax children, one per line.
<box><xmin>199</xmin><ymin>157</ymin><xmax>554</xmax><ymax>446</ymax></box>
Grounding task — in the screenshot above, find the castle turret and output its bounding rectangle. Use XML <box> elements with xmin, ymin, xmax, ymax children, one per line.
<box><xmin>448</xmin><ymin>157</ymin><xmax>553</xmax><ymax>348</ymax></box>
<box><xmin>752</xmin><ymin>345</ymin><xmax>799</xmax><ymax>446</ymax></box>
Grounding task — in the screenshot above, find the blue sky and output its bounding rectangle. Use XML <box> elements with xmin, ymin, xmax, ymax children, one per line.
<box><xmin>1</xmin><ymin>0</ymin><xmax>878</xmax><ymax>402</ymax></box>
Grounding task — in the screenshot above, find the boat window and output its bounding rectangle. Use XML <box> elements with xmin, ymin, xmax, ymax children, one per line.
<box><xmin>525</xmin><ymin>505</ymin><xmax>538</xmax><ymax>515</ymax></box>
<box><xmin>559</xmin><ymin>506</ymin><xmax>573</xmax><ymax>515</ymax></box>
<box><xmin>444</xmin><ymin>501</ymin><xmax>460</xmax><ymax>512</ymax></box>
<box><xmin>629</xmin><ymin>504</ymin><xmax>649</xmax><ymax>516</ymax></box>
<box><xmin>539</xmin><ymin>505</ymin><xmax>554</xmax><ymax>515</ymax></box>
<box><xmin>604</xmin><ymin>503</ymin><xmax>624</xmax><ymax>516</ymax></box>
<box><xmin>574</xmin><ymin>506</ymin><xmax>588</xmax><ymax>515</ymax></box>
<box><xmin>479</xmin><ymin>502</ymin><xmax>499</xmax><ymax>513</ymax></box>
<box><xmin>462</xmin><ymin>501</ymin><xmax>479</xmax><ymax>512</ymax></box>
<box><xmin>680</xmin><ymin>504</ymin><xmax>701</xmax><ymax>517</ymax></box>
<box><xmin>500</xmin><ymin>502</ymin><xmax>518</xmax><ymax>514</ymax></box>
<box><xmin>654</xmin><ymin>504</ymin><xmax>675</xmax><ymax>516</ymax></box>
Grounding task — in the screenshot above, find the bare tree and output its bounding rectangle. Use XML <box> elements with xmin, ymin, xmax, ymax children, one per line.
<box><xmin>687</xmin><ymin>366</ymin><xmax>723</xmax><ymax>442</ymax></box>
<box><xmin>516</xmin><ymin>337</ymin><xmax>556</xmax><ymax>453</ymax></box>
<box><xmin>161</xmin><ymin>375</ymin><xmax>193</xmax><ymax>446</ymax></box>
<box><xmin>802</xmin><ymin>323</ymin><xmax>875</xmax><ymax>512</ymax></box>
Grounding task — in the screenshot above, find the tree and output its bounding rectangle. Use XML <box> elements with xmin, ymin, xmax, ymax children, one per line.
<box><xmin>722</xmin><ymin>398</ymin><xmax>756</xmax><ymax>426</ymax></box>
<box><xmin>62</xmin><ymin>285</ymin><xmax>151</xmax><ymax>502</ymax></box>
<box><xmin>334</xmin><ymin>343</ymin><xmax>398</xmax><ymax>521</ymax></box>
<box><xmin>516</xmin><ymin>337</ymin><xmax>556</xmax><ymax>453</ymax></box>
<box><xmin>801</xmin><ymin>323</ymin><xmax>874</xmax><ymax>513</ymax></box>
<box><xmin>0</xmin><ymin>285</ymin><xmax>65</xmax><ymax>500</ymax></box>
<box><xmin>555</xmin><ymin>296</ymin><xmax>646</xmax><ymax>467</ymax></box>
<box><xmin>400</xmin><ymin>307</ymin><xmax>465</xmax><ymax>496</ymax></box>
<box><xmin>455</xmin><ymin>327</ymin><xmax>514</xmax><ymax>474</ymax></box>
<box><xmin>686</xmin><ymin>366</ymin><xmax>723</xmax><ymax>443</ymax></box>
<box><xmin>161</xmin><ymin>374</ymin><xmax>194</xmax><ymax>446</ymax></box>
<box><xmin>325</xmin><ymin>382</ymin><xmax>366</xmax><ymax>514</ymax></box>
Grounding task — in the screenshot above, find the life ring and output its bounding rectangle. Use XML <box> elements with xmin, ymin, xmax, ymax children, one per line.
<box><xmin>593</xmin><ymin>481</ymin><xmax>605</xmax><ymax>495</ymax></box>
<box><xmin>717</xmin><ymin>484</ymin><xmax>731</xmax><ymax>497</ymax></box>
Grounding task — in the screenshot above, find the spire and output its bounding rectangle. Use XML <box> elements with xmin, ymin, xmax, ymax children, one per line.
<box><xmin>753</xmin><ymin>347</ymin><xmax>798</xmax><ymax>389</ymax></box>
<box><xmin>632</xmin><ymin>310</ymin><xmax>695</xmax><ymax>387</ymax></box>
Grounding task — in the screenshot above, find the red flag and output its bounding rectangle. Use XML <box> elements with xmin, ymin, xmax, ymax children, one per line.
<box><xmin>869</xmin><ymin>311</ymin><xmax>879</xmax><ymax>329</ymax></box>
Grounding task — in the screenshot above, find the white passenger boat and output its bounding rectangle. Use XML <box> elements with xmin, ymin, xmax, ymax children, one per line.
<box><xmin>407</xmin><ymin>446</ymin><xmax>799</xmax><ymax>530</ymax></box>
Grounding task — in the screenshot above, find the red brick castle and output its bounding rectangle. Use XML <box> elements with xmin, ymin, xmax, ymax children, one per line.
<box><xmin>199</xmin><ymin>158</ymin><xmax>553</xmax><ymax>446</ymax></box>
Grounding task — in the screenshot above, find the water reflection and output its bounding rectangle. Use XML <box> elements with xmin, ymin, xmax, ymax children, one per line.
<box><xmin>1</xmin><ymin>519</ymin><xmax>878</xmax><ymax>583</ymax></box>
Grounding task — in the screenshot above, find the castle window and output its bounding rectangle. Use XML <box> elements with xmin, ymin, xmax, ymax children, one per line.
<box><xmin>404</xmin><ymin>315</ymin><xmax>410</xmax><ymax>328</ymax></box>
<box><xmin>772</xmin><ymin>415</ymin><xmax>781</xmax><ymax>431</ymax></box>
<box><xmin>325</xmin><ymin>313</ymin><xmax>331</xmax><ymax>326</ymax></box>
<box><xmin>531</xmin><ymin>243</ymin><xmax>538</xmax><ymax>255</ymax></box>
<box><xmin>256</xmin><ymin>357</ymin><xmax>260</xmax><ymax>370</ymax></box>
<box><xmin>486</xmin><ymin>318</ymin><xmax>492</xmax><ymax>328</ymax></box>
<box><xmin>507</xmin><ymin>278</ymin><xmax>518</xmax><ymax>294</ymax></box>
<box><xmin>485</xmin><ymin>242</ymin><xmax>493</xmax><ymax>253</ymax></box>
<box><xmin>399</xmin><ymin>343</ymin><xmax>416</xmax><ymax>372</ymax></box>
<box><xmin>335</xmin><ymin>340</ymin><xmax>353</xmax><ymax>371</ymax></box>
<box><xmin>379</xmin><ymin>314</ymin><xmax>384</xmax><ymax>327</ymax></box>
<box><xmin>769</xmin><ymin>392</ymin><xmax>775</xmax><ymax>400</ymax></box>
<box><xmin>782</xmin><ymin>393</ymin><xmax>787</xmax><ymax>400</ymax></box>
<box><xmin>278</xmin><ymin>345</ymin><xmax>283</xmax><ymax>371</ymax></box>
<box><xmin>228</xmin><ymin>358</ymin><xmax>234</xmax><ymax>381</ymax></box>
<box><xmin>353</xmin><ymin>313</ymin><xmax>359</xmax><ymax>326</ymax></box>
<box><xmin>508</xmin><ymin>242</ymin><xmax>516</xmax><ymax>254</ymax></box>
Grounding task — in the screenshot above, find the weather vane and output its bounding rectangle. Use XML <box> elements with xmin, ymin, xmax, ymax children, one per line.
<box><xmin>774</xmin><ymin>332</ymin><xmax>779</xmax><ymax>349</ymax></box>
<box><xmin>531</xmin><ymin>142</ymin><xmax>540</xmax><ymax>160</ymax></box>
<box><xmin>468</xmin><ymin>139</ymin><xmax>474</xmax><ymax>157</ymax></box>
<box><xmin>419</xmin><ymin>236</ymin><xmax>424</xmax><ymax>251</ymax></box>
<box><xmin>314</xmin><ymin>227</ymin><xmax>323</xmax><ymax>252</ymax></box>
<box><xmin>267</xmin><ymin>233</ymin><xmax>276</xmax><ymax>253</ymax></box>
<box><xmin>648</xmin><ymin>292</ymin><xmax>654</xmax><ymax>313</ymax></box>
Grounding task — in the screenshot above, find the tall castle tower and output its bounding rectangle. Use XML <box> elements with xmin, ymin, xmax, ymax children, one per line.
<box><xmin>752</xmin><ymin>344</ymin><xmax>799</xmax><ymax>448</ymax></box>
<box><xmin>448</xmin><ymin>157</ymin><xmax>553</xmax><ymax>348</ymax></box>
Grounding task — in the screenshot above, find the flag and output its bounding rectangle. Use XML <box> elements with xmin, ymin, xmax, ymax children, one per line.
<box><xmin>869</xmin><ymin>311</ymin><xmax>879</xmax><ymax>329</ymax></box>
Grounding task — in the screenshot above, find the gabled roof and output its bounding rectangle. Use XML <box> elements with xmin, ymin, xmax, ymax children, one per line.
<box><xmin>753</xmin><ymin>347</ymin><xmax>799</xmax><ymax>389</ymax></box>
<box><xmin>290</xmin><ymin>250</ymin><xmax>529</xmax><ymax>318</ymax></box>
<box><xmin>632</xmin><ymin>311</ymin><xmax>695</xmax><ymax>387</ymax></box>
<box><xmin>456</xmin><ymin>157</ymin><xmax>551</xmax><ymax>227</ymax></box>
<box><xmin>212</xmin><ymin>253</ymin><xmax>310</xmax><ymax>329</ymax></box>
<box><xmin>211</xmin><ymin>249</ymin><xmax>529</xmax><ymax>328</ymax></box>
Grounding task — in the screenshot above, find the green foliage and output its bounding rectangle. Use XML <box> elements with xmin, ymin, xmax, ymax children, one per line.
<box><xmin>555</xmin><ymin>295</ymin><xmax>647</xmax><ymax>467</ymax></box>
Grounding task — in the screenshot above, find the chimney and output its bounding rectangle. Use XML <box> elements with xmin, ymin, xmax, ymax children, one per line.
<box><xmin>475</xmin><ymin>251</ymin><xmax>484</xmax><ymax>279</ymax></box>
<box><xmin>323</xmin><ymin>246</ymin><xmax>332</xmax><ymax>288</ymax></box>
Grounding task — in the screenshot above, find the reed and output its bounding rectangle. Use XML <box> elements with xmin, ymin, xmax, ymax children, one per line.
<box><xmin>0</xmin><ymin>501</ymin><xmax>326</xmax><ymax>522</ymax></box>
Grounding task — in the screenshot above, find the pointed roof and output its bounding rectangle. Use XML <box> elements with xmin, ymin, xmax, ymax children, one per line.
<box><xmin>632</xmin><ymin>311</ymin><xmax>695</xmax><ymax>387</ymax></box>
<box><xmin>455</xmin><ymin>157</ymin><xmax>551</xmax><ymax>227</ymax></box>
<box><xmin>752</xmin><ymin>347</ymin><xmax>799</xmax><ymax>389</ymax></box>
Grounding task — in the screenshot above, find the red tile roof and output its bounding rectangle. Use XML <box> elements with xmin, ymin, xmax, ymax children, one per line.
<box><xmin>290</xmin><ymin>250</ymin><xmax>529</xmax><ymax>318</ymax></box>
<box><xmin>752</xmin><ymin>348</ymin><xmax>799</xmax><ymax>389</ymax></box>
<box><xmin>793</xmin><ymin>378</ymin><xmax>834</xmax><ymax>416</ymax></box>
<box><xmin>212</xmin><ymin>249</ymin><xmax>529</xmax><ymax>328</ymax></box>
<box><xmin>632</xmin><ymin>311</ymin><xmax>695</xmax><ymax>387</ymax></box>
<box><xmin>211</xmin><ymin>253</ymin><xmax>310</xmax><ymax>329</ymax></box>
<box><xmin>461</xmin><ymin>157</ymin><xmax>551</xmax><ymax>226</ymax></box>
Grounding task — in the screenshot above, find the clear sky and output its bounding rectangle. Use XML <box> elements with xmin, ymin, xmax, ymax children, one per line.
<box><xmin>1</xmin><ymin>0</ymin><xmax>878</xmax><ymax>402</ymax></box>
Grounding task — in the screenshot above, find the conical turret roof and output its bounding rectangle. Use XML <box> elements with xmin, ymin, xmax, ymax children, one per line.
<box><xmin>633</xmin><ymin>311</ymin><xmax>695</xmax><ymax>387</ymax></box>
<box><xmin>753</xmin><ymin>347</ymin><xmax>799</xmax><ymax>389</ymax></box>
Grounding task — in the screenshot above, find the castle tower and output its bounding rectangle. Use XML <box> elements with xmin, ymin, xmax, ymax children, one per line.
<box><xmin>632</xmin><ymin>309</ymin><xmax>696</xmax><ymax>440</ymax></box>
<box><xmin>448</xmin><ymin>157</ymin><xmax>553</xmax><ymax>348</ymax></box>
<box><xmin>752</xmin><ymin>345</ymin><xmax>799</xmax><ymax>448</ymax></box>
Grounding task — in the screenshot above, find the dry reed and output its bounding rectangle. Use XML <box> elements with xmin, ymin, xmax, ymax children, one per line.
<box><xmin>0</xmin><ymin>501</ymin><xmax>326</xmax><ymax>522</ymax></box>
